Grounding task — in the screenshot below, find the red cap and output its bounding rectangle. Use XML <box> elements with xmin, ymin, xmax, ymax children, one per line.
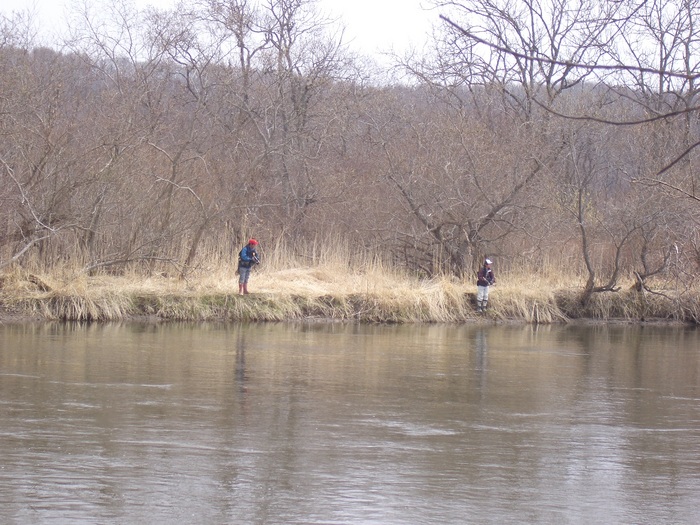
<box><xmin>248</xmin><ymin>239</ymin><xmax>258</xmax><ymax>245</ymax></box>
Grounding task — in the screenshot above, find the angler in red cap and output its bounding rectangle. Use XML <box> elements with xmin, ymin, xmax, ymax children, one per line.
<box><xmin>237</xmin><ymin>238</ymin><xmax>260</xmax><ymax>295</ymax></box>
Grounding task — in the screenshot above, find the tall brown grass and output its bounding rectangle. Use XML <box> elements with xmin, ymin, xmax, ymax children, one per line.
<box><xmin>0</xmin><ymin>241</ymin><xmax>697</xmax><ymax>324</ymax></box>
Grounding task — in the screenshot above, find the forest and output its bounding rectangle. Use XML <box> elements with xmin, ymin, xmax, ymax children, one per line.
<box><xmin>1</xmin><ymin>0</ymin><xmax>699</xmax><ymax>318</ymax></box>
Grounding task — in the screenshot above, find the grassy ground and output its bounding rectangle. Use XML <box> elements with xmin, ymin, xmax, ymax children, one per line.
<box><xmin>1</xmin><ymin>255</ymin><xmax>698</xmax><ymax>324</ymax></box>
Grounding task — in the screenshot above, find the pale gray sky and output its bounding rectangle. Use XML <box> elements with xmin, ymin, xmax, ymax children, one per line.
<box><xmin>1</xmin><ymin>0</ymin><xmax>435</xmax><ymax>60</ymax></box>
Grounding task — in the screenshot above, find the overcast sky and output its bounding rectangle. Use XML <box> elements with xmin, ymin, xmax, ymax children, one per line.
<box><xmin>1</xmin><ymin>0</ymin><xmax>436</xmax><ymax>61</ymax></box>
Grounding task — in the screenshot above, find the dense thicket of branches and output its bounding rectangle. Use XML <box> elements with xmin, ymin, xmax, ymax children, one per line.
<box><xmin>1</xmin><ymin>0</ymin><xmax>699</xmax><ymax>298</ymax></box>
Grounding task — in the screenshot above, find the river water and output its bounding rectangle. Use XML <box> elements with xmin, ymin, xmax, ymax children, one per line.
<box><xmin>1</xmin><ymin>322</ymin><xmax>699</xmax><ymax>524</ymax></box>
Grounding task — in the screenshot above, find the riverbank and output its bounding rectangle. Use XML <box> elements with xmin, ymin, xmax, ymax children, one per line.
<box><xmin>1</xmin><ymin>264</ymin><xmax>698</xmax><ymax>325</ymax></box>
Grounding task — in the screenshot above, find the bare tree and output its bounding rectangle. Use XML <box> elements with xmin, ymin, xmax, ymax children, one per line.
<box><xmin>421</xmin><ymin>0</ymin><xmax>700</xmax><ymax>289</ymax></box>
<box><xmin>380</xmin><ymin>0</ymin><xmax>611</xmax><ymax>276</ymax></box>
<box><xmin>362</xmin><ymin>84</ymin><xmax>553</xmax><ymax>276</ymax></box>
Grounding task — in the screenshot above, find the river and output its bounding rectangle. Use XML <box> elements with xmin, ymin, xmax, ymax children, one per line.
<box><xmin>1</xmin><ymin>322</ymin><xmax>699</xmax><ymax>524</ymax></box>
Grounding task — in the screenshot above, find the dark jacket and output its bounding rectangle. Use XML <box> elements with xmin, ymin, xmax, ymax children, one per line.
<box><xmin>476</xmin><ymin>266</ymin><xmax>495</xmax><ymax>286</ymax></box>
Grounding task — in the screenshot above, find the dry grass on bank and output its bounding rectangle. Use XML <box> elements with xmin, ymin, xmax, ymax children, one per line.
<box><xmin>0</xmin><ymin>252</ymin><xmax>698</xmax><ymax>324</ymax></box>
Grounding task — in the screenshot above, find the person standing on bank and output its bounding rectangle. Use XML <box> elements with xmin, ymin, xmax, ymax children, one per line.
<box><xmin>238</xmin><ymin>239</ymin><xmax>260</xmax><ymax>295</ymax></box>
<box><xmin>476</xmin><ymin>258</ymin><xmax>496</xmax><ymax>312</ymax></box>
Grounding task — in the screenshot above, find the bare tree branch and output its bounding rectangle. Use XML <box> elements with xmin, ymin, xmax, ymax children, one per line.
<box><xmin>439</xmin><ymin>14</ymin><xmax>700</xmax><ymax>81</ymax></box>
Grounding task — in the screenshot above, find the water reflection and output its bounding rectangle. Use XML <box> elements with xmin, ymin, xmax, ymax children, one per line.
<box><xmin>0</xmin><ymin>322</ymin><xmax>699</xmax><ymax>524</ymax></box>
<box><xmin>473</xmin><ymin>327</ymin><xmax>488</xmax><ymax>398</ymax></box>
